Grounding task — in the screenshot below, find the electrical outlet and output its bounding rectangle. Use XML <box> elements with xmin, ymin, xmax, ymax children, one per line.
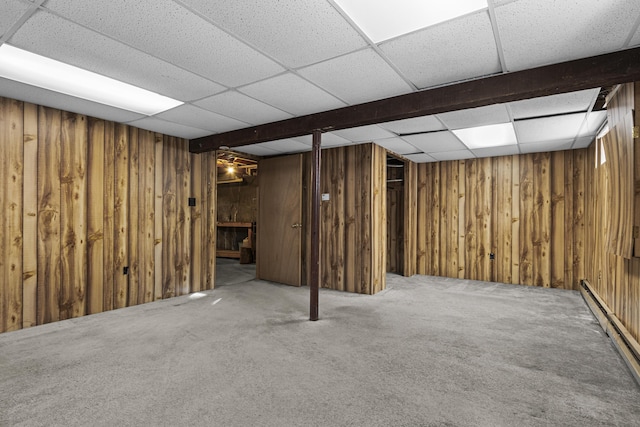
<box><xmin>188</xmin><ymin>197</ymin><xmax>196</xmax><ymax>206</ymax></box>
<box><xmin>123</xmin><ymin>266</ymin><xmax>129</xmax><ymax>275</ymax></box>
<box><xmin>489</xmin><ymin>253</ymin><xmax>495</xmax><ymax>260</ymax></box>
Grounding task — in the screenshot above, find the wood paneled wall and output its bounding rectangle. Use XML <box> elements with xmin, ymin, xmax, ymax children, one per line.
<box><xmin>416</xmin><ymin>150</ymin><xmax>586</xmax><ymax>290</ymax></box>
<box><xmin>303</xmin><ymin>143</ymin><xmax>386</xmax><ymax>295</ymax></box>
<box><xmin>0</xmin><ymin>97</ymin><xmax>216</xmax><ymax>333</ymax></box>
<box><xmin>584</xmin><ymin>82</ymin><xmax>640</xmax><ymax>345</ymax></box>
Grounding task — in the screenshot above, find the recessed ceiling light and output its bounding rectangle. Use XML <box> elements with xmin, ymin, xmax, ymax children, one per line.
<box><xmin>334</xmin><ymin>0</ymin><xmax>488</xmax><ymax>43</ymax></box>
<box><xmin>453</xmin><ymin>123</ymin><xmax>517</xmax><ymax>149</ymax></box>
<box><xmin>0</xmin><ymin>44</ymin><xmax>183</xmax><ymax>116</ymax></box>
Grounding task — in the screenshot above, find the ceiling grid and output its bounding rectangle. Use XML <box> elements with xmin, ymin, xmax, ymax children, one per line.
<box><xmin>1</xmin><ymin>0</ymin><xmax>639</xmax><ymax>160</ymax></box>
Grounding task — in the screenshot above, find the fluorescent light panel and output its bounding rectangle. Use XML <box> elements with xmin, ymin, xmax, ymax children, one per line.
<box><xmin>453</xmin><ymin>123</ymin><xmax>517</xmax><ymax>149</ymax></box>
<box><xmin>0</xmin><ymin>44</ymin><xmax>182</xmax><ymax>115</ymax></box>
<box><xmin>334</xmin><ymin>0</ymin><xmax>488</xmax><ymax>43</ymax></box>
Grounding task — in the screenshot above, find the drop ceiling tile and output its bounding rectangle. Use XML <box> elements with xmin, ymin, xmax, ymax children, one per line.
<box><xmin>332</xmin><ymin>124</ymin><xmax>395</xmax><ymax>142</ymax></box>
<box><xmin>402</xmin><ymin>131</ymin><xmax>466</xmax><ymax>152</ymax></box>
<box><xmin>194</xmin><ymin>91</ymin><xmax>293</xmax><ymax>125</ymax></box>
<box><xmin>293</xmin><ymin>133</ymin><xmax>352</xmax><ymax>147</ymax></box>
<box><xmin>298</xmin><ymin>48</ymin><xmax>412</xmax><ymax>104</ymax></box>
<box><xmin>429</xmin><ymin>150</ymin><xmax>476</xmax><ymax>161</ymax></box>
<box><xmin>472</xmin><ymin>145</ymin><xmax>520</xmax><ymax>159</ymax></box>
<box><xmin>573</xmin><ymin>136</ymin><xmax>595</xmax><ymax>149</ymax></box>
<box><xmin>126</xmin><ymin>117</ymin><xmax>211</xmax><ymax>139</ymax></box>
<box><xmin>1</xmin><ymin>1</ymin><xmax>31</xmax><ymax>37</ymax></box>
<box><xmin>437</xmin><ymin>104</ymin><xmax>511</xmax><ymax>129</ymax></box>
<box><xmin>0</xmin><ymin>77</ymin><xmax>145</xmax><ymax>123</ymax></box>
<box><xmin>577</xmin><ymin>110</ymin><xmax>607</xmax><ymax>137</ymax></box>
<box><xmin>9</xmin><ymin>10</ymin><xmax>225</xmax><ymax>101</ymax></box>
<box><xmin>380</xmin><ymin>11</ymin><xmax>501</xmax><ymax>89</ymax></box>
<box><xmin>515</xmin><ymin>113</ymin><xmax>586</xmax><ymax>144</ymax></box>
<box><xmin>509</xmin><ymin>89</ymin><xmax>599</xmax><ymax>119</ymax></box>
<box><xmin>234</xmin><ymin>143</ymin><xmax>280</xmax><ymax>157</ymax></box>
<box><xmin>261</xmin><ymin>139</ymin><xmax>311</xmax><ymax>154</ymax></box>
<box><xmin>155</xmin><ymin>104</ymin><xmax>248</xmax><ymax>133</ymax></box>
<box><xmin>519</xmin><ymin>139</ymin><xmax>575</xmax><ymax>154</ymax></box>
<box><xmin>495</xmin><ymin>0</ymin><xmax>640</xmax><ymax>71</ymax></box>
<box><xmin>42</xmin><ymin>0</ymin><xmax>284</xmax><ymax>87</ymax></box>
<box><xmin>379</xmin><ymin>115</ymin><xmax>446</xmax><ymax>134</ymax></box>
<box><xmin>404</xmin><ymin>153</ymin><xmax>436</xmax><ymax>163</ymax></box>
<box><xmin>373</xmin><ymin>137</ymin><xmax>419</xmax><ymax>155</ymax></box>
<box><xmin>239</xmin><ymin>73</ymin><xmax>346</xmax><ymax>116</ymax></box>
<box><xmin>179</xmin><ymin>0</ymin><xmax>367</xmax><ymax>68</ymax></box>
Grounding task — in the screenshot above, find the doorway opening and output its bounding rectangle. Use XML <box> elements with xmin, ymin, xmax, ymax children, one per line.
<box><xmin>215</xmin><ymin>150</ymin><xmax>258</xmax><ymax>287</ymax></box>
<box><xmin>386</xmin><ymin>154</ymin><xmax>405</xmax><ymax>275</ymax></box>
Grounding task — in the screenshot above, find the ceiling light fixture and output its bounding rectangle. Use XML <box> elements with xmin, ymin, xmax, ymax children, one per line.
<box><xmin>0</xmin><ymin>44</ymin><xmax>183</xmax><ymax>115</ymax></box>
<box><xmin>453</xmin><ymin>123</ymin><xmax>517</xmax><ymax>149</ymax></box>
<box><xmin>334</xmin><ymin>0</ymin><xmax>488</xmax><ymax>43</ymax></box>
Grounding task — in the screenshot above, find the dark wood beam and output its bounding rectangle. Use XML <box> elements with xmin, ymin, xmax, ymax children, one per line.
<box><xmin>190</xmin><ymin>47</ymin><xmax>640</xmax><ymax>153</ymax></box>
<box><xmin>309</xmin><ymin>130</ymin><xmax>321</xmax><ymax>321</ymax></box>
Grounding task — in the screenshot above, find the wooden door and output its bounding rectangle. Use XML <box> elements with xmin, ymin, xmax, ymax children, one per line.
<box><xmin>257</xmin><ymin>154</ymin><xmax>303</xmax><ymax>286</ymax></box>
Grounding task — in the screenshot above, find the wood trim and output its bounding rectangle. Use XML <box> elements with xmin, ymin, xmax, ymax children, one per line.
<box><xmin>191</xmin><ymin>47</ymin><xmax>640</xmax><ymax>152</ymax></box>
<box><xmin>581</xmin><ymin>280</ymin><xmax>640</xmax><ymax>386</ymax></box>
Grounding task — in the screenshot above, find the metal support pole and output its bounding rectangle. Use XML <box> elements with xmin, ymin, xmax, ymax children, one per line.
<box><xmin>310</xmin><ymin>130</ymin><xmax>321</xmax><ymax>321</ymax></box>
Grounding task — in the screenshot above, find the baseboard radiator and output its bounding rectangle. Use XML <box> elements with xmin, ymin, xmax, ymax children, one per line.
<box><xmin>580</xmin><ymin>280</ymin><xmax>640</xmax><ymax>386</ymax></box>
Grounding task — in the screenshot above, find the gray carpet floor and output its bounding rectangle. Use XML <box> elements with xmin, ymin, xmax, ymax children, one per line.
<box><xmin>1</xmin><ymin>260</ymin><xmax>639</xmax><ymax>426</ymax></box>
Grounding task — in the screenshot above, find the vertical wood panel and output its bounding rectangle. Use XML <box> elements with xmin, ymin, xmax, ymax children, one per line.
<box><xmin>511</xmin><ymin>156</ymin><xmax>520</xmax><ymax>285</ymax></box>
<box><xmin>2</xmin><ymin>98</ymin><xmax>23</xmax><ymax>331</ymax></box>
<box><xmin>113</xmin><ymin>124</ymin><xmax>129</xmax><ymax>309</ymax></box>
<box><xmin>404</xmin><ymin>160</ymin><xmax>417</xmax><ymax>277</ymax></box>
<box><xmin>439</xmin><ymin>162</ymin><xmax>450</xmax><ymax>277</ymax></box>
<box><xmin>177</xmin><ymin>139</ymin><xmax>191</xmax><ymax>295</ymax></box>
<box><xmin>371</xmin><ymin>144</ymin><xmax>386</xmax><ymax>294</ymax></box>
<box><xmin>519</xmin><ymin>154</ymin><xmax>534</xmax><ymax>285</ymax></box>
<box><xmin>162</xmin><ymin>136</ymin><xmax>177</xmax><ymax>299</ymax></box>
<box><xmin>154</xmin><ymin>134</ymin><xmax>164</xmax><ymax>299</ymax></box>
<box><xmin>573</xmin><ymin>149</ymin><xmax>586</xmax><ymax>286</ymax></box>
<box><xmin>190</xmin><ymin>153</ymin><xmax>202</xmax><ymax>293</ymax></box>
<box><xmin>87</xmin><ymin>118</ymin><xmax>105</xmax><ymax>314</ymax></box>
<box><xmin>431</xmin><ymin>163</ymin><xmax>441</xmax><ymax>276</ymax></box>
<box><xmin>360</xmin><ymin>145</ymin><xmax>372</xmax><ymax>293</ymax></box>
<box><xmin>140</xmin><ymin>130</ymin><xmax>156</xmax><ymax>303</ymax></box>
<box><xmin>533</xmin><ymin>153</ymin><xmax>551</xmax><ymax>287</ymax></box>
<box><xmin>457</xmin><ymin>161</ymin><xmax>466</xmax><ymax>279</ymax></box>
<box><xmin>128</xmin><ymin>128</ymin><xmax>140</xmax><ymax>305</ymax></box>
<box><xmin>496</xmin><ymin>156</ymin><xmax>512</xmax><ymax>283</ymax></box>
<box><xmin>60</xmin><ymin>112</ymin><xmax>88</xmax><ymax>319</ymax></box>
<box><xmin>22</xmin><ymin>102</ymin><xmax>38</xmax><ymax>329</ymax></box>
<box><xmin>0</xmin><ymin>100</ymin><xmax>6</xmax><ymax>331</ymax></box>
<box><xmin>450</xmin><ymin>162</ymin><xmax>460</xmax><ymax>278</ymax></box>
<box><xmin>334</xmin><ymin>148</ymin><xmax>345</xmax><ymax>290</ymax></box>
<box><xmin>175</xmin><ymin>137</ymin><xmax>185</xmax><ymax>295</ymax></box>
<box><xmin>550</xmin><ymin>151</ymin><xmax>565</xmax><ymax>288</ymax></box>
<box><xmin>477</xmin><ymin>158</ymin><xmax>492</xmax><ymax>281</ymax></box>
<box><xmin>205</xmin><ymin>152</ymin><xmax>217</xmax><ymax>290</ymax></box>
<box><xmin>103</xmin><ymin>121</ymin><xmax>115</xmax><ymax>312</ymax></box>
<box><xmin>464</xmin><ymin>159</ymin><xmax>477</xmax><ymax>280</ymax></box>
<box><xmin>564</xmin><ymin>152</ymin><xmax>575</xmax><ymax>289</ymax></box>
<box><xmin>416</xmin><ymin>164</ymin><xmax>427</xmax><ymax>274</ymax></box>
<box><xmin>344</xmin><ymin>147</ymin><xmax>357</xmax><ymax>292</ymax></box>
<box><xmin>37</xmin><ymin>106</ymin><xmax>61</xmax><ymax>324</ymax></box>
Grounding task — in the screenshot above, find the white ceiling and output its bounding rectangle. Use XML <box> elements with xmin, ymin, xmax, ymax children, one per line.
<box><xmin>1</xmin><ymin>0</ymin><xmax>638</xmax><ymax>161</ymax></box>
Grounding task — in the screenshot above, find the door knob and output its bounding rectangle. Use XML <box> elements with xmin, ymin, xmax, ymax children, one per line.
<box><xmin>291</xmin><ymin>223</ymin><xmax>302</xmax><ymax>228</ymax></box>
